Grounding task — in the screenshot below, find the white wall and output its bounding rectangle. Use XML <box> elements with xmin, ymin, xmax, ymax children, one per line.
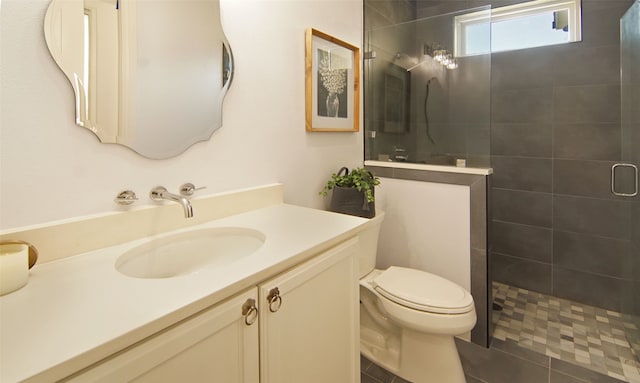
<box><xmin>0</xmin><ymin>0</ymin><xmax>363</xmax><ymax>230</ymax></box>
<box><xmin>376</xmin><ymin>177</ymin><xmax>471</xmax><ymax>291</ymax></box>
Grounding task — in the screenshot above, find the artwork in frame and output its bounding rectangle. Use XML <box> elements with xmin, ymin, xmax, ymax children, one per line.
<box><xmin>305</xmin><ymin>28</ymin><xmax>360</xmax><ymax>132</ymax></box>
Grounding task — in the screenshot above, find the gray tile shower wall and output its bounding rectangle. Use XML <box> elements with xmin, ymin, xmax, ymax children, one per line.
<box><xmin>364</xmin><ymin>0</ymin><xmax>418</xmax><ymax>163</ymax></box>
<box><xmin>621</xmin><ymin>0</ymin><xmax>640</xmax><ymax>328</ymax></box>
<box><xmin>489</xmin><ymin>0</ymin><xmax>637</xmax><ymax>310</ymax></box>
<box><xmin>492</xmin><ymin>189</ymin><xmax>552</xmax><ymax>227</ymax></box>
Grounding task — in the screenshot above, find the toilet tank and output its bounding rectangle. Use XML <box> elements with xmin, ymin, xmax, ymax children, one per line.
<box><xmin>357</xmin><ymin>211</ymin><xmax>385</xmax><ymax>278</ymax></box>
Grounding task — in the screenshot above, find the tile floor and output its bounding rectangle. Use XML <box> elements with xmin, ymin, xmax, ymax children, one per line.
<box><xmin>363</xmin><ymin>338</ymin><xmax>629</xmax><ymax>383</ymax></box>
<box><xmin>361</xmin><ymin>356</ymin><xmax>410</xmax><ymax>383</ymax></box>
<box><xmin>359</xmin><ymin>281</ymin><xmax>639</xmax><ymax>383</ymax></box>
<box><xmin>492</xmin><ymin>282</ymin><xmax>640</xmax><ymax>383</ymax></box>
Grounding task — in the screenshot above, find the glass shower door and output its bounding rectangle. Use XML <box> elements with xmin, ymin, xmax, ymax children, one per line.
<box><xmin>364</xmin><ymin>7</ymin><xmax>491</xmax><ymax>168</ymax></box>
<box><xmin>620</xmin><ymin>0</ymin><xmax>640</xmax><ymax>361</ymax></box>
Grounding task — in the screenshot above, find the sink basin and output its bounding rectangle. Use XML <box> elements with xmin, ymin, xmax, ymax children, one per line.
<box><xmin>115</xmin><ymin>227</ymin><xmax>265</xmax><ymax>279</ymax></box>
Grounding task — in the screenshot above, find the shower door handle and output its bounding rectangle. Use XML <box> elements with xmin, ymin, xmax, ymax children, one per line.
<box><xmin>611</xmin><ymin>163</ymin><xmax>639</xmax><ymax>197</ymax></box>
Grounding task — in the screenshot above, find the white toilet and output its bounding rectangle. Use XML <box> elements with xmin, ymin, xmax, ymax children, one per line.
<box><xmin>358</xmin><ymin>211</ymin><xmax>476</xmax><ymax>383</ymax></box>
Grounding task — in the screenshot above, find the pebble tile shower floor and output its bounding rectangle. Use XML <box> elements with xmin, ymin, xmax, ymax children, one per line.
<box><xmin>492</xmin><ymin>282</ymin><xmax>640</xmax><ymax>383</ymax></box>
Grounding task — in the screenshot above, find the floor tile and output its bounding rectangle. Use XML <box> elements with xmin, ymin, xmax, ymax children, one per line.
<box><xmin>493</xmin><ymin>282</ymin><xmax>640</xmax><ymax>382</ymax></box>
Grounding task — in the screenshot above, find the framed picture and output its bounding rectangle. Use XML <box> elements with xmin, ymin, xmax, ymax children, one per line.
<box><xmin>305</xmin><ymin>28</ymin><xmax>360</xmax><ymax>132</ymax></box>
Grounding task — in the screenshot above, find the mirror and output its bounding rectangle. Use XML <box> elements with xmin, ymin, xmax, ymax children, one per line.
<box><xmin>44</xmin><ymin>0</ymin><xmax>233</xmax><ymax>159</ymax></box>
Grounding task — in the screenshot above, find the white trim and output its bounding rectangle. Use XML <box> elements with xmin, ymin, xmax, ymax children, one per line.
<box><xmin>364</xmin><ymin>160</ymin><xmax>493</xmax><ymax>175</ymax></box>
<box><xmin>454</xmin><ymin>9</ymin><xmax>491</xmax><ymax>58</ymax></box>
<box><xmin>455</xmin><ymin>0</ymin><xmax>582</xmax><ymax>57</ymax></box>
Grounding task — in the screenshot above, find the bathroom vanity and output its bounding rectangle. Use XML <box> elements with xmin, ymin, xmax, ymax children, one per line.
<box><xmin>0</xmin><ymin>185</ymin><xmax>367</xmax><ymax>382</ymax></box>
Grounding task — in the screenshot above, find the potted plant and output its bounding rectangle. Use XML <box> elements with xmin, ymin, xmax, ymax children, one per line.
<box><xmin>320</xmin><ymin>167</ymin><xmax>380</xmax><ymax>218</ymax></box>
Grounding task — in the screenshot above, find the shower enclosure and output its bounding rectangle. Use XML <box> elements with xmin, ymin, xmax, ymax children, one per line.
<box><xmin>364</xmin><ymin>7</ymin><xmax>491</xmax><ymax>169</ymax></box>
<box><xmin>621</xmin><ymin>0</ymin><xmax>640</xmax><ymax>366</ymax></box>
<box><xmin>490</xmin><ymin>1</ymin><xmax>640</xmax><ymax>380</ymax></box>
<box><xmin>364</xmin><ymin>0</ymin><xmax>640</xmax><ymax>381</ymax></box>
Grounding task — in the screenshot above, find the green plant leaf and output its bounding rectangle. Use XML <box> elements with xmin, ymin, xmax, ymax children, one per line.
<box><xmin>320</xmin><ymin>167</ymin><xmax>380</xmax><ymax>202</ymax></box>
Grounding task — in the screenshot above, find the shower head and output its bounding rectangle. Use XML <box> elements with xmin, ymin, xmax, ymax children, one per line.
<box><xmin>406</xmin><ymin>60</ymin><xmax>427</xmax><ymax>72</ymax></box>
<box><xmin>392</xmin><ymin>52</ymin><xmax>420</xmax><ymax>71</ymax></box>
<box><xmin>405</xmin><ymin>44</ymin><xmax>434</xmax><ymax>72</ymax></box>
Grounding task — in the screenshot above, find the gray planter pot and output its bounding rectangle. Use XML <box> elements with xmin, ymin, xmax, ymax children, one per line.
<box><xmin>329</xmin><ymin>186</ymin><xmax>375</xmax><ymax>218</ymax></box>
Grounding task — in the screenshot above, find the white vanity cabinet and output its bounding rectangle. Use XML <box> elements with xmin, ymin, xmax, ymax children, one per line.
<box><xmin>64</xmin><ymin>289</ymin><xmax>260</xmax><ymax>383</ymax></box>
<box><xmin>259</xmin><ymin>237</ymin><xmax>360</xmax><ymax>383</ymax></box>
<box><xmin>63</xmin><ymin>238</ymin><xmax>359</xmax><ymax>383</ymax></box>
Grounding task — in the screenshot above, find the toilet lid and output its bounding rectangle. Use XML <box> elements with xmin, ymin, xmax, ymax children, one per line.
<box><xmin>373</xmin><ymin>266</ymin><xmax>474</xmax><ymax>314</ymax></box>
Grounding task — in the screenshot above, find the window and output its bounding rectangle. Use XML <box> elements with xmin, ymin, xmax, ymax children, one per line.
<box><xmin>455</xmin><ymin>0</ymin><xmax>582</xmax><ymax>57</ymax></box>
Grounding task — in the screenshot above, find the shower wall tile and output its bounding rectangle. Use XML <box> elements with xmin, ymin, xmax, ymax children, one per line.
<box><xmin>553</xmin><ymin>44</ymin><xmax>621</xmax><ymax>87</ymax></box>
<box><xmin>466</xmin><ymin>123</ymin><xmax>491</xmax><ymax>161</ymax></box>
<box><xmin>633</xmin><ymin>203</ymin><xmax>640</xmax><ymax>281</ymax></box>
<box><xmin>492</xmin><ymin>221</ymin><xmax>552</xmax><ymax>263</ymax></box>
<box><xmin>491</xmin><ymin>48</ymin><xmax>554</xmax><ymax>91</ymax></box>
<box><xmin>470</xmin><ymin>177</ymin><xmax>488</xmax><ymax>251</ymax></box>
<box><xmin>416</xmin><ymin>1</ymin><xmax>481</xmax><ymax>18</ymax></box>
<box><xmin>562</xmin><ymin>160</ymin><xmax>639</xmax><ymax>201</ymax></box>
<box><xmin>628</xmin><ymin>204</ymin><xmax>640</xmax><ymax>315</ymax></box>
<box><xmin>553</xmin><ymin>195</ymin><xmax>632</xmax><ymax>239</ymax></box>
<box><xmin>553</xmin><ymin>160</ymin><xmax>623</xmax><ymax>200</ymax></box>
<box><xmin>467</xmin><ymin>155</ymin><xmax>491</xmax><ymax>169</ymax></box>
<box><xmin>492</xmin><ymin>189</ymin><xmax>552</xmax><ymax>227</ymax></box>
<box><xmin>450</xmin><ymin>87</ymin><xmax>491</xmax><ymax>124</ymax></box>
<box><xmin>492</xmin><ymin>88</ymin><xmax>553</xmax><ymax>124</ymax></box>
<box><xmin>451</xmin><ymin>55</ymin><xmax>491</xmax><ymax>124</ymax></box>
<box><xmin>580</xmin><ymin>0</ymin><xmax>636</xmax><ymax>48</ymax></box>
<box><xmin>625</xmin><ymin>280</ymin><xmax>640</xmax><ymax>316</ymax></box>
<box><xmin>553</xmin><ymin>123</ymin><xmax>621</xmax><ymax>161</ymax></box>
<box><xmin>421</xmin><ymin>123</ymin><xmax>466</xmax><ymax>160</ymax></box>
<box><xmin>491</xmin><ymin>157</ymin><xmax>552</xmax><ymax>192</ymax></box>
<box><xmin>491</xmin><ymin>123</ymin><xmax>552</xmax><ymax>157</ymax></box>
<box><xmin>553</xmin><ymin>267</ymin><xmax>626</xmax><ymax>312</ymax></box>
<box><xmin>553</xmin><ymin>85</ymin><xmax>621</xmax><ymax>124</ymax></box>
<box><xmin>363</xmin><ymin>8</ymin><xmax>390</xmax><ymax>34</ymax></box>
<box><xmin>553</xmin><ymin>230</ymin><xmax>633</xmax><ymax>279</ymax></box>
<box><xmin>365</xmin><ymin>0</ymin><xmax>415</xmax><ymax>26</ymax></box>
<box><xmin>471</xmin><ymin>247</ymin><xmax>489</xmax><ymax>346</ymax></box>
<box><xmin>491</xmin><ymin>252</ymin><xmax>552</xmax><ymax>294</ymax></box>
<box><xmin>622</xmin><ymin>123</ymin><xmax>640</xmax><ymax>168</ymax></box>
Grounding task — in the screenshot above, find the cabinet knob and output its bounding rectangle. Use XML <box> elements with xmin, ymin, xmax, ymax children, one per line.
<box><xmin>242</xmin><ymin>298</ymin><xmax>258</xmax><ymax>326</ymax></box>
<box><xmin>267</xmin><ymin>287</ymin><xmax>282</xmax><ymax>313</ymax></box>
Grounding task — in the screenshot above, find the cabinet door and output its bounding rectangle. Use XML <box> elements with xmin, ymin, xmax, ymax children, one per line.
<box><xmin>259</xmin><ymin>238</ymin><xmax>360</xmax><ymax>383</ymax></box>
<box><xmin>66</xmin><ymin>289</ymin><xmax>259</xmax><ymax>383</ymax></box>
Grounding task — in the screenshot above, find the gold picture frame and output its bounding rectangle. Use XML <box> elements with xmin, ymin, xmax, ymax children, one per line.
<box><xmin>305</xmin><ymin>28</ymin><xmax>360</xmax><ymax>132</ymax></box>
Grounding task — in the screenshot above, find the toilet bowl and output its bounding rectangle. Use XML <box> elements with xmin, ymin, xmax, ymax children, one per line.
<box><xmin>358</xmin><ymin>212</ymin><xmax>476</xmax><ymax>383</ymax></box>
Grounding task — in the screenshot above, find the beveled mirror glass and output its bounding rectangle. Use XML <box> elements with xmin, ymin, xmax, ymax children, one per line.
<box><xmin>44</xmin><ymin>0</ymin><xmax>233</xmax><ymax>159</ymax></box>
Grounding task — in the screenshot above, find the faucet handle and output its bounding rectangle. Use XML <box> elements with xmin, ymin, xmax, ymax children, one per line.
<box><xmin>150</xmin><ymin>186</ymin><xmax>169</xmax><ymax>201</ymax></box>
<box><xmin>114</xmin><ymin>190</ymin><xmax>138</xmax><ymax>205</ymax></box>
<box><xmin>179</xmin><ymin>183</ymin><xmax>206</xmax><ymax>197</ymax></box>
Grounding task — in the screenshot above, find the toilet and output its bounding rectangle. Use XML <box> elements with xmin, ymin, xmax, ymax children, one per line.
<box><xmin>358</xmin><ymin>211</ymin><xmax>476</xmax><ymax>383</ymax></box>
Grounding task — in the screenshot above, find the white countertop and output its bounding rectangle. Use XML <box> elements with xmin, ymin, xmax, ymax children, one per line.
<box><xmin>0</xmin><ymin>204</ymin><xmax>368</xmax><ymax>383</ymax></box>
<box><xmin>365</xmin><ymin>160</ymin><xmax>493</xmax><ymax>175</ymax></box>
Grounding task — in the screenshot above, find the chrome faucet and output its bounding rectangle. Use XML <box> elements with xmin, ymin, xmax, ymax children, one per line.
<box><xmin>394</xmin><ymin>145</ymin><xmax>409</xmax><ymax>162</ymax></box>
<box><xmin>150</xmin><ymin>186</ymin><xmax>194</xmax><ymax>218</ymax></box>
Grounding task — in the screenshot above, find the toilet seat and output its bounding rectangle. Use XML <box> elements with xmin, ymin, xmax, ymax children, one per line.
<box><xmin>373</xmin><ymin>267</ymin><xmax>474</xmax><ymax>314</ymax></box>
